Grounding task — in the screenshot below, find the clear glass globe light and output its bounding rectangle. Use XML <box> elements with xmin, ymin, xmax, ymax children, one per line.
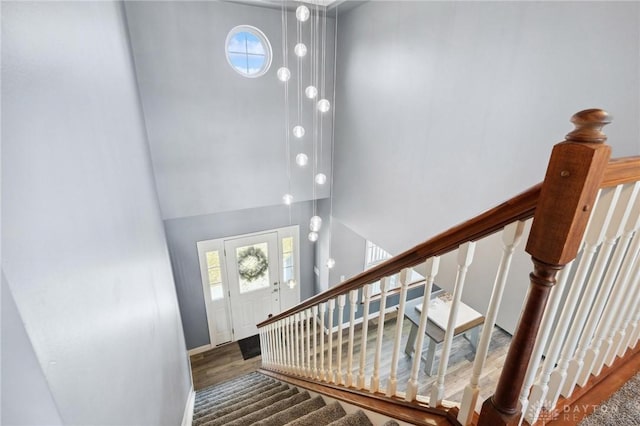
<box><xmin>305</xmin><ymin>85</ymin><xmax>318</xmax><ymax>99</ymax></box>
<box><xmin>295</xmin><ymin>153</ymin><xmax>308</xmax><ymax>167</ymax></box>
<box><xmin>310</xmin><ymin>215</ymin><xmax>322</xmax><ymax>232</ymax></box>
<box><xmin>277</xmin><ymin>67</ymin><xmax>291</xmax><ymax>82</ymax></box>
<box><xmin>326</xmin><ymin>258</ymin><xmax>336</xmax><ymax>269</ymax></box>
<box><xmin>315</xmin><ymin>173</ymin><xmax>327</xmax><ymax>185</ymax></box>
<box><xmin>308</xmin><ymin>231</ymin><xmax>319</xmax><ymax>242</ymax></box>
<box><xmin>283</xmin><ymin>193</ymin><xmax>293</xmax><ymax>205</ymax></box>
<box><xmin>292</xmin><ymin>125</ymin><xmax>305</xmax><ymax>138</ymax></box>
<box><xmin>294</xmin><ymin>43</ymin><xmax>307</xmax><ymax>57</ymax></box>
<box><xmin>317</xmin><ymin>99</ymin><xmax>331</xmax><ymax>112</ymax></box>
<box><xmin>296</xmin><ymin>5</ymin><xmax>310</xmax><ymax>22</ymax></box>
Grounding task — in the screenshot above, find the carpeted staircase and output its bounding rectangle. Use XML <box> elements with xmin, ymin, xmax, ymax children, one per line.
<box><xmin>193</xmin><ymin>372</ymin><xmax>400</xmax><ymax>426</ymax></box>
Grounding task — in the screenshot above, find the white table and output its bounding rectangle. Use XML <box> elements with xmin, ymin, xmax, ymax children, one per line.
<box><xmin>403</xmin><ymin>296</ymin><xmax>484</xmax><ymax>376</ymax></box>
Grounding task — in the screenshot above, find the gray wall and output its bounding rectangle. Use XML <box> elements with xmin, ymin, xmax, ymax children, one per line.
<box><xmin>328</xmin><ymin>1</ymin><xmax>640</xmax><ymax>332</ymax></box>
<box><xmin>2</xmin><ymin>274</ymin><xmax>63</xmax><ymax>426</ymax></box>
<box><xmin>2</xmin><ymin>2</ymin><xmax>191</xmax><ymax>424</ymax></box>
<box><xmin>124</xmin><ymin>1</ymin><xmax>334</xmax><ymax>220</ymax></box>
<box><xmin>333</xmin><ymin>1</ymin><xmax>640</xmax><ymax>256</ymax></box>
<box><xmin>314</xmin><ymin>198</ymin><xmax>367</xmax><ymax>293</ymax></box>
<box><xmin>165</xmin><ymin>201</ymin><xmax>317</xmax><ymax>349</ymax></box>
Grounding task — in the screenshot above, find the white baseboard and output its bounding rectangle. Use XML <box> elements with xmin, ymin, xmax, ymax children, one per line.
<box><xmin>181</xmin><ymin>386</ymin><xmax>195</xmax><ymax>426</ymax></box>
<box><xmin>188</xmin><ymin>344</ymin><xmax>213</xmax><ymax>356</ymax></box>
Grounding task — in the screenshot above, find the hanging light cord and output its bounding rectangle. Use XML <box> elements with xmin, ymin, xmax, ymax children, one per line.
<box><xmin>282</xmin><ymin>1</ymin><xmax>292</xmax><ymax>224</ymax></box>
<box><xmin>327</xmin><ymin>5</ymin><xmax>338</xmax><ymax>262</ymax></box>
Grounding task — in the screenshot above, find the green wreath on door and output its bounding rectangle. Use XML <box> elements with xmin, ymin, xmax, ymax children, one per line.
<box><xmin>237</xmin><ymin>246</ymin><xmax>269</xmax><ymax>282</ymax></box>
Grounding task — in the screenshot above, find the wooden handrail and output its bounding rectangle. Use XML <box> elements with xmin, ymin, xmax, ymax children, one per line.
<box><xmin>258</xmin><ymin>154</ymin><xmax>638</xmax><ymax>329</ymax></box>
<box><xmin>601</xmin><ymin>155</ymin><xmax>640</xmax><ymax>187</ymax></box>
<box><xmin>258</xmin><ymin>182</ymin><xmax>542</xmax><ymax>328</ymax></box>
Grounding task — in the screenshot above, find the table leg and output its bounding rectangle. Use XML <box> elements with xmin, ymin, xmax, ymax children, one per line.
<box><xmin>405</xmin><ymin>323</ymin><xmax>418</xmax><ymax>356</ymax></box>
<box><xmin>424</xmin><ymin>338</ymin><xmax>437</xmax><ymax>376</ymax></box>
<box><xmin>465</xmin><ymin>325</ymin><xmax>481</xmax><ymax>353</ymax></box>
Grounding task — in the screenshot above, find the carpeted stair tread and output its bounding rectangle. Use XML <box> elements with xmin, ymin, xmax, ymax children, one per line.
<box><xmin>253</xmin><ymin>395</ymin><xmax>327</xmax><ymax>426</ymax></box>
<box><xmin>195</xmin><ymin>379</ymin><xmax>276</xmax><ymax>408</ymax></box>
<box><xmin>326</xmin><ymin>410</ymin><xmax>373</xmax><ymax>426</ymax></box>
<box><xmin>193</xmin><ymin>383</ymin><xmax>291</xmax><ymax>425</ymax></box>
<box><xmin>195</xmin><ymin>377</ymin><xmax>272</xmax><ymax>406</ymax></box>
<box><xmin>285</xmin><ymin>401</ymin><xmax>347</xmax><ymax>426</ymax></box>
<box><xmin>194</xmin><ymin>380</ymin><xmax>281</xmax><ymax>415</ymax></box>
<box><xmin>200</xmin><ymin>387</ymin><xmax>300</xmax><ymax>426</ymax></box>
<box><xmin>195</xmin><ymin>372</ymin><xmax>264</xmax><ymax>397</ymax></box>
<box><xmin>223</xmin><ymin>391</ymin><xmax>312</xmax><ymax>426</ymax></box>
<box><xmin>195</xmin><ymin>374</ymin><xmax>272</xmax><ymax>402</ymax></box>
<box><xmin>382</xmin><ymin>421</ymin><xmax>400</xmax><ymax>426</ymax></box>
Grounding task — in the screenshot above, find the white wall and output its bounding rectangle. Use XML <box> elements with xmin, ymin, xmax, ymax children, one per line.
<box><xmin>333</xmin><ymin>1</ymin><xmax>640</xmax><ymax>255</ymax></box>
<box><xmin>2</xmin><ymin>2</ymin><xmax>191</xmax><ymax>424</ymax></box>
<box><xmin>124</xmin><ymin>1</ymin><xmax>334</xmax><ymax>220</ymax></box>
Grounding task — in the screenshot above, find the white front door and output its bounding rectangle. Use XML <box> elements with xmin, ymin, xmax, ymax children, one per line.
<box><xmin>197</xmin><ymin>226</ymin><xmax>301</xmax><ymax>346</ymax></box>
<box><xmin>224</xmin><ymin>232</ymin><xmax>280</xmax><ymax>341</ymax></box>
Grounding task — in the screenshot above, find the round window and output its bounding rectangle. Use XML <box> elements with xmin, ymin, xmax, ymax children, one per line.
<box><xmin>225</xmin><ymin>26</ymin><xmax>272</xmax><ymax>78</ymax></box>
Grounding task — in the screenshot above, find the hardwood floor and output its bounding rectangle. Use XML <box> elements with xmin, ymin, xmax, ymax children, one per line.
<box><xmin>191</xmin><ymin>313</ymin><xmax>511</xmax><ymax>412</ymax></box>
<box><xmin>190</xmin><ymin>341</ymin><xmax>262</xmax><ymax>390</ymax></box>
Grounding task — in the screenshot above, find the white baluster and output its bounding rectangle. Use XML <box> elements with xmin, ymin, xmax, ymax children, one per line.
<box><xmin>599</xmin><ymin>190</ymin><xmax>640</xmax><ymax>367</ymax></box>
<box><xmin>357</xmin><ymin>284</ymin><xmax>372</xmax><ymax>390</ymax></box>
<box><xmin>319</xmin><ymin>302</ymin><xmax>326</xmax><ymax>381</ymax></box>
<box><xmin>312</xmin><ymin>305</ymin><xmax>318</xmax><ymax>379</ymax></box>
<box><xmin>286</xmin><ymin>316</ymin><xmax>293</xmax><ymax>373</ymax></box>
<box><xmin>259</xmin><ymin>329</ymin><xmax>265</xmax><ymax>365</ymax></box>
<box><xmin>269</xmin><ymin>323</ymin><xmax>276</xmax><ymax>367</ymax></box>
<box><xmin>277</xmin><ymin>319</ymin><xmax>284</xmax><ymax>371</ymax></box>
<box><xmin>346</xmin><ymin>289</ymin><xmax>358</xmax><ymax>387</ymax></box>
<box><xmin>560</xmin><ymin>185</ymin><xmax>626</xmax><ymax>398</ymax></box>
<box><xmin>284</xmin><ymin>318</ymin><xmax>289</xmax><ymax>372</ymax></box>
<box><xmin>618</xmin><ymin>263</ymin><xmax>640</xmax><ymax>355</ymax></box>
<box><xmin>306</xmin><ymin>308</ymin><xmax>312</xmax><ymax>377</ymax></box>
<box><xmin>299</xmin><ymin>312</ymin><xmax>304</xmax><ymax>373</ymax></box>
<box><xmin>516</xmin><ymin>263</ymin><xmax>572</xmax><ymax>426</ymax></box>
<box><xmin>262</xmin><ymin>327</ymin><xmax>269</xmax><ymax>367</ymax></box>
<box><xmin>327</xmin><ymin>299</ymin><xmax>335</xmax><ymax>383</ymax></box>
<box><xmin>387</xmin><ymin>268</ymin><xmax>411</xmax><ymax>397</ymax></box>
<box><xmin>336</xmin><ymin>294</ymin><xmax>346</xmax><ymax>385</ymax></box>
<box><xmin>371</xmin><ymin>278</ymin><xmax>389</xmax><ymax>393</ymax></box>
<box><xmin>299</xmin><ymin>311</ymin><xmax>306</xmax><ymax>375</ymax></box>
<box><xmin>526</xmin><ymin>187</ymin><xmax>618</xmax><ymax>423</ymax></box>
<box><xmin>577</xmin><ymin>183</ymin><xmax>640</xmax><ymax>385</ymax></box>
<box><xmin>294</xmin><ymin>313</ymin><xmax>300</xmax><ymax>375</ymax></box>
<box><xmin>431</xmin><ymin>241</ymin><xmax>476</xmax><ymax>407</ymax></box>
<box><xmin>458</xmin><ymin>222</ymin><xmax>525</xmax><ymax>425</ymax></box>
<box><xmin>406</xmin><ymin>257</ymin><xmax>440</xmax><ymax>402</ymax></box>
<box><xmin>265</xmin><ymin>325</ymin><xmax>271</xmax><ymax>367</ymax></box>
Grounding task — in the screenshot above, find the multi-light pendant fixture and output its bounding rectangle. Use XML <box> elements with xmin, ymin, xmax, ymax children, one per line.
<box><xmin>280</xmin><ymin>2</ymin><xmax>335</xmax><ymax>269</ymax></box>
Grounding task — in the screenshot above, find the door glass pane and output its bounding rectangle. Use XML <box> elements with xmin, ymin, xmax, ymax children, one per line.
<box><xmin>282</xmin><ymin>237</ymin><xmax>294</xmax><ymax>284</ymax></box>
<box><xmin>206</xmin><ymin>250</ymin><xmax>224</xmax><ymax>301</ymax></box>
<box><xmin>236</xmin><ymin>242</ymin><xmax>270</xmax><ymax>294</ymax></box>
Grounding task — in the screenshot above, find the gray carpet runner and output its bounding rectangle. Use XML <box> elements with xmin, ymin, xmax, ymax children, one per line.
<box><xmin>193</xmin><ymin>372</ymin><xmax>400</xmax><ymax>426</ymax></box>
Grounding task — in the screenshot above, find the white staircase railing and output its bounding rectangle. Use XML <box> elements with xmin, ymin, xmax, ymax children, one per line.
<box><xmin>256</xmin><ymin>110</ymin><xmax>640</xmax><ymax>426</ymax></box>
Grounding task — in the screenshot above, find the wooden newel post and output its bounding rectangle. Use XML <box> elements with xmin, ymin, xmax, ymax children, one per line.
<box><xmin>478</xmin><ymin>109</ymin><xmax>612</xmax><ymax>426</ymax></box>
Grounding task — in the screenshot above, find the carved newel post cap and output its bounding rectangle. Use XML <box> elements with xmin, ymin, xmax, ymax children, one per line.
<box><xmin>565</xmin><ymin>108</ymin><xmax>612</xmax><ymax>143</ymax></box>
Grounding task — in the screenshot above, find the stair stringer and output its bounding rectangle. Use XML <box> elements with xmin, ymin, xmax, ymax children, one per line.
<box><xmin>259</xmin><ymin>369</ymin><xmax>459</xmax><ymax>426</ymax></box>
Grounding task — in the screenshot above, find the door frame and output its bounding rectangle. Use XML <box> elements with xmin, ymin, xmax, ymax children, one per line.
<box><xmin>197</xmin><ymin>225</ymin><xmax>300</xmax><ymax>346</ymax></box>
